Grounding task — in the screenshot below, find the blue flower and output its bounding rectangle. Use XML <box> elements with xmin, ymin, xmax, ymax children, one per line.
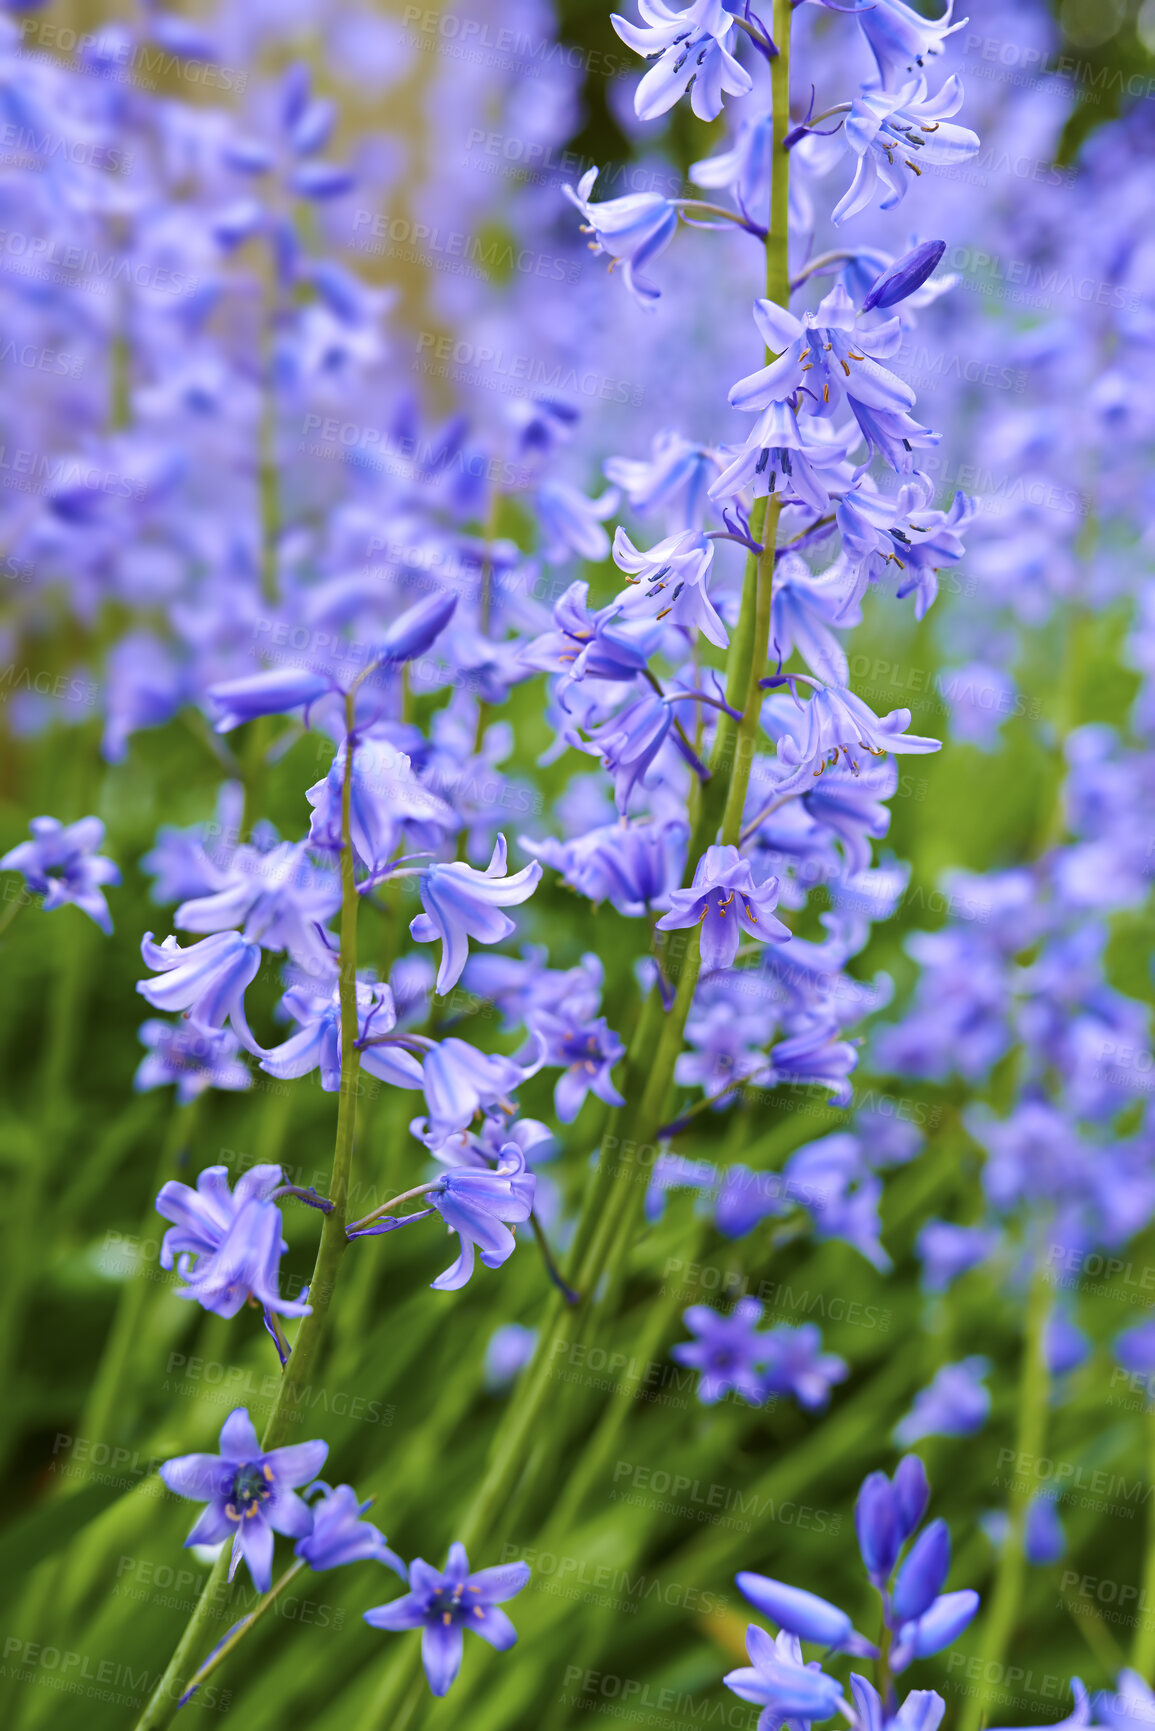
<box><xmin>855</xmin><ymin>0</ymin><xmax>966</xmax><ymax>90</ymax></box>
<box><xmin>892</xmin><ymin>1357</ymin><xmax>991</xmax><ymax>1445</ymax></box>
<box><xmin>861</xmin><ymin>240</ymin><xmax>947</xmax><ymax>310</ymax></box>
<box><xmin>529</xmin><ymin>1006</ymin><xmax>626</xmax><ymax>1122</ymax></box>
<box><xmin>135</xmin><ymin>1019</ymin><xmax>252</xmax><ymax>1103</ymax></box>
<box><xmin>673</xmin><ymin>1298</ymin><xmax>774</xmax><ymax>1407</ymax></box>
<box><xmin>363</xmin><ymin>1542</ymin><xmax>531</xmax><ymax>1697</ymax></box>
<box><xmin>414</xmin><ymin>1037</ymin><xmax>538</xmax><ymax>1139</ymax></box>
<box><xmin>156</xmin><ymin>1162</ymin><xmax>312</xmax><ymax>1322</ymax></box>
<box><xmin>1</xmin><ymin>815</ymin><xmax>120</xmax><ymax>932</ymax></box>
<box><xmin>766</xmin><ymin>680</ymin><xmax>941</xmax><ymax>798</ymax></box>
<box><xmin>411</xmin><ymin>836</ymin><xmax>542</xmax><ymax>995</ymax></box>
<box><xmin>484</xmin><ymin>1323</ymin><xmax>538</xmax><ymax>1391</ymax></box>
<box><xmin>137</xmin><ymin>930</ymin><xmax>262</xmax><ymax>1037</ymax></box>
<box><xmin>657</xmin><ymin>844</ymin><xmax>788</xmax><ymax>972</ymax></box>
<box><xmin>612</xmin><ymin>0</ymin><xmax>754</xmax><ymax>122</ymax></box>
<box><xmin>1024</xmin><ymin>1495</ymin><xmax>1066</xmax><ymax>1566</ymax></box>
<box><xmin>535</xmin><ymin>479</ymin><xmax>619</xmax><ymax>562</ymax></box>
<box><xmin>207</xmin><ymin>668</ymin><xmax>336</xmax><ymax>734</ymax></box>
<box><xmin>724</xmin><ymin>1626</ymin><xmax>846</xmax><ymax>1722</ymax></box>
<box><xmin>295</xmin><ymin>1484</ymin><xmax>407</xmax><ymax>1577</ymax></box>
<box><xmin>428</xmin><ymin>1145</ymin><xmax>536</xmax><ymax>1290</ymax></box>
<box><xmin>525</xmin><ymin>817</ymin><xmax>686</xmax><ymax>915</ymax></box>
<box><xmin>915</xmin><ymin>1221</ymin><xmax>999</xmax><ymax>1293</ymax></box>
<box><xmin>306</xmin><ymin>735</ymin><xmax>456</xmax><ymax>880</ymax></box>
<box><xmin>760</xmin><ymin>1323</ymin><xmax>849</xmax><ymax>1411</ymax></box>
<box><xmin>255</xmin><ymin>977</ymin><xmax>424</xmax><ymax>1093</ymax></box>
<box><xmin>159</xmin><ymin>1407</ymin><xmax>328</xmax><ymax>1592</ymax></box>
<box><xmin>612</xmin><ymin>527</ymin><xmax>728</xmax><ymax>647</ymax></box>
<box><xmin>563</xmin><ymin>168</ymin><xmax>678</xmax><ymax>306</ymax></box>
<box><xmin>834</xmin><ymin>77</ymin><xmax>979</xmax><ymax>226</ymax></box>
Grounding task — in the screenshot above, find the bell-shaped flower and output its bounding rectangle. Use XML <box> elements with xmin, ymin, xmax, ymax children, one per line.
<box><xmin>584</xmin><ymin>692</ymin><xmax>678</xmax><ymax>815</ymax></box>
<box><xmin>307</xmin><ymin>736</ymin><xmax>456</xmax><ymax>879</ymax></box>
<box><xmin>427</xmin><ymin>1144</ymin><xmax>536</xmax><ymax>1290</ymax></box>
<box><xmin>604</xmin><ymin>430</ymin><xmax>719</xmax><ymax>531</ymax></box>
<box><xmin>156</xmin><ymin>1163</ymin><xmax>311</xmax><ymax>1322</ymax></box>
<box><xmin>137</xmin><ymin>930</ymin><xmax>261</xmax><ymax>1037</ymax></box>
<box><xmin>850</xmin><ymin>1677</ymin><xmax>947</xmax><ymax>1731</ymax></box>
<box><xmin>915</xmin><ymin>1221</ymin><xmax>999</xmax><ymax>1293</ymax></box>
<box><xmin>135</xmin><ymin>1019</ymin><xmax>252</xmax><ymax>1103</ymax></box>
<box><xmin>535</xmin><ymin>478</ymin><xmax>619</xmax><ymax>562</ymax></box>
<box><xmin>857</xmin><ymin>0</ymin><xmax>966</xmax><ymax>90</ymax></box>
<box><xmin>364</xmin><ymin>1542</ymin><xmax>530</xmax><ymax>1698</ymax></box>
<box><xmin>724</xmin><ymin>1626</ymin><xmax>845</xmax><ymax>1722</ymax></box>
<box><xmin>410</xmin><ymin>837</ymin><xmax>542</xmax><ymax>995</ymax></box>
<box><xmin>564</xmin><ymin>167</ymin><xmax>679</xmax><ymax>306</ymax></box>
<box><xmin>255</xmin><ymin>977</ymin><xmax>424</xmax><ymax>1093</ymax></box>
<box><xmin>175</xmin><ymin>839</ymin><xmax>340</xmax><ymax>971</ymax></box>
<box><xmin>692</xmin><ymin>112</ymin><xmax>774</xmax><ymax>223</ymax></box>
<box><xmin>295</xmin><ymin>1484</ymin><xmax>407</xmax><ymax>1577</ymax></box>
<box><xmin>612</xmin><ymin>526</ymin><xmax>728</xmax><ymax>647</ymax></box>
<box><xmin>769</xmin><ymin>679</ymin><xmax>940</xmax><ymax>798</ymax></box>
<box><xmin>1</xmin><ymin>815</ymin><xmax>120</xmax><ymax>933</ymax></box>
<box><xmin>893</xmin><ymin>1356</ymin><xmax>991</xmax><ymax>1445</ymax></box>
<box><xmin>524</xmin><ymin>817</ymin><xmax>686</xmax><ymax>916</ymax></box>
<box><xmin>521</xmin><ymin>579</ymin><xmax>660</xmax><ymax>685</ymax></box>
<box><xmin>159</xmin><ymin>1407</ymin><xmax>327</xmax><ymax>1592</ymax></box>
<box><xmin>528</xmin><ymin>1007</ymin><xmax>626</xmax><ymax>1122</ymax></box>
<box><xmin>712</xmin><ymin>398</ymin><xmax>852</xmax><ymax>511</ymax></box>
<box><xmin>657</xmin><ymin>844</ymin><xmax>789</xmax><ymax>972</ymax></box>
<box><xmin>834</xmin><ymin>76</ymin><xmax>979</xmax><ymax>226</ymax></box>
<box><xmin>770</xmin><ymin>554</ymin><xmax>861</xmax><ymax>686</ymax></box>
<box><xmin>415</xmin><ymin>1036</ymin><xmax>540</xmax><ymax>1140</ymax></box>
<box><xmin>760</xmin><ymin>1322</ymin><xmax>849</xmax><ymax>1411</ymax></box>
<box><xmin>612</xmin><ymin>0</ymin><xmax>754</xmax><ymax>122</ymax></box>
<box><xmin>1093</xmin><ymin>1671</ymin><xmax>1155</xmax><ymax>1731</ymax></box>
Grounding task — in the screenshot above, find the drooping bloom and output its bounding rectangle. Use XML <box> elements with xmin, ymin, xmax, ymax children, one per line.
<box><xmin>893</xmin><ymin>1357</ymin><xmax>991</xmax><ymax>1445</ymax></box>
<box><xmin>306</xmin><ymin>736</ymin><xmax>455</xmax><ymax>880</ymax></box>
<box><xmin>856</xmin><ymin>0</ymin><xmax>967</xmax><ymax>90</ymax></box>
<box><xmin>155</xmin><ymin>1162</ymin><xmax>312</xmax><ymax>1322</ymax></box>
<box><xmin>411</xmin><ymin>836</ymin><xmax>542</xmax><ymax>995</ymax></box>
<box><xmin>1</xmin><ymin>815</ymin><xmax>120</xmax><ymax>932</ymax></box>
<box><xmin>535</xmin><ymin>479</ymin><xmax>620</xmax><ymax>562</ymax></box>
<box><xmin>159</xmin><ymin>1407</ymin><xmax>328</xmax><ymax>1592</ymax></box>
<box><xmin>834</xmin><ymin>76</ymin><xmax>979</xmax><ymax>226</ymax></box>
<box><xmin>768</xmin><ymin>680</ymin><xmax>941</xmax><ymax>798</ymax></box>
<box><xmin>137</xmin><ymin>930</ymin><xmax>261</xmax><ymax>1036</ymax></box>
<box><xmin>295</xmin><ymin>1484</ymin><xmax>407</xmax><ymax>1577</ymax></box>
<box><xmin>134</xmin><ymin>1019</ymin><xmax>252</xmax><ymax>1103</ymax></box>
<box><xmin>656</xmin><ymin>844</ymin><xmax>789</xmax><ymax>972</ymax></box>
<box><xmin>612</xmin><ymin>526</ymin><xmax>728</xmax><ymax>647</ymax></box>
<box><xmin>563</xmin><ymin>168</ymin><xmax>679</xmax><ymax>306</ymax></box>
<box><xmin>529</xmin><ymin>1006</ymin><xmax>626</xmax><ymax>1122</ymax></box>
<box><xmin>415</xmin><ymin>1037</ymin><xmax>538</xmax><ymax>1140</ymax></box>
<box><xmin>364</xmin><ymin>1543</ymin><xmax>531</xmax><ymax>1697</ymax></box>
<box><xmin>254</xmin><ymin>977</ymin><xmax>425</xmax><ymax>1092</ymax></box>
<box><xmin>611</xmin><ymin>0</ymin><xmax>754</xmax><ymax>122</ymax></box>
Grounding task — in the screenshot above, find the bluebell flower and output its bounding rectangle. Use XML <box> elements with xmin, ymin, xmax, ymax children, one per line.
<box><xmin>295</xmin><ymin>1484</ymin><xmax>406</xmax><ymax>1577</ymax></box>
<box><xmin>528</xmin><ymin>1007</ymin><xmax>626</xmax><ymax>1122</ymax></box>
<box><xmin>735</xmin><ymin>1577</ymin><xmax>862</xmax><ymax>1651</ymax></box>
<box><xmin>893</xmin><ymin>1356</ymin><xmax>991</xmax><ymax>1445</ymax></box>
<box><xmin>691</xmin><ymin>112</ymin><xmax>774</xmax><ymax>225</ymax></box>
<box><xmin>207</xmin><ymin>667</ymin><xmax>336</xmax><ymax>734</ymax></box>
<box><xmin>175</xmin><ymin>838</ymin><xmax>340</xmax><ymax>972</ymax></box>
<box><xmin>612</xmin><ymin>526</ymin><xmax>728</xmax><ymax>647</ymax></box>
<box><xmin>1024</xmin><ymin>1495</ymin><xmax>1066</xmax><ymax>1566</ymax></box>
<box><xmin>137</xmin><ymin>930</ymin><xmax>262</xmax><ymax>1037</ymax></box>
<box><xmin>564</xmin><ymin>168</ymin><xmax>679</xmax><ymax>306</ymax></box>
<box><xmin>428</xmin><ymin>1146</ymin><xmax>536</xmax><ymax>1291</ymax></box>
<box><xmin>535</xmin><ymin>479</ymin><xmax>619</xmax><ymax>563</ymax></box>
<box><xmin>159</xmin><ymin>1407</ymin><xmax>327</xmax><ymax>1592</ymax></box>
<box><xmin>522</xmin><ymin>580</ymin><xmax>659</xmax><ymax>686</ymax></box>
<box><xmin>915</xmin><ymin>1221</ymin><xmax>999</xmax><ymax>1293</ymax></box>
<box><xmin>711</xmin><ymin>396</ymin><xmax>850</xmax><ymax>512</ymax></box>
<box><xmin>377</xmin><ymin>591</ymin><xmax>458</xmax><ymax>662</ymax></box>
<box><xmin>1045</xmin><ymin>1310</ymin><xmax>1091</xmax><ymax>1378</ymax></box>
<box><xmin>135</xmin><ymin>1019</ymin><xmax>252</xmax><ymax>1103</ymax></box>
<box><xmin>411</xmin><ymin>837</ymin><xmax>542</xmax><ymax>995</ymax></box>
<box><xmin>770</xmin><ymin>554</ymin><xmax>860</xmax><ymax>687</ymax></box>
<box><xmin>414</xmin><ymin>1037</ymin><xmax>538</xmax><ymax>1140</ymax></box>
<box><xmin>986</xmin><ymin>1678</ymin><xmax>1091</xmax><ymax>1731</ymax></box>
<box><xmin>767</xmin><ymin>679</ymin><xmax>940</xmax><ymax>798</ymax></box>
<box><xmin>834</xmin><ymin>77</ymin><xmax>979</xmax><ymax>226</ymax></box>
<box><xmin>525</xmin><ymin>817</ymin><xmax>686</xmax><ymax>915</ymax></box>
<box><xmin>856</xmin><ymin>0</ymin><xmax>966</xmax><ymax>90</ymax></box>
<box><xmin>307</xmin><ymin>735</ymin><xmax>455</xmax><ymax>880</ymax></box>
<box><xmin>611</xmin><ymin>0</ymin><xmax>754</xmax><ymax>122</ymax></box>
<box><xmin>713</xmin><ymin>1164</ymin><xmax>790</xmax><ymax>1236</ymax></box>
<box><xmin>156</xmin><ymin>1162</ymin><xmax>312</xmax><ymax>1323</ymax></box>
<box><xmin>723</xmin><ymin>1626</ymin><xmax>846</xmax><ymax>1722</ymax></box>
<box><xmin>1094</xmin><ymin>1671</ymin><xmax>1155</xmax><ymax>1731</ymax></box>
<box><xmin>657</xmin><ymin>844</ymin><xmax>789</xmax><ymax>972</ymax></box>
<box><xmin>1</xmin><ymin>815</ymin><xmax>120</xmax><ymax>933</ymax></box>
<box><xmin>255</xmin><ymin>977</ymin><xmax>425</xmax><ymax>1093</ymax></box>
<box><xmin>585</xmin><ymin>691</ymin><xmax>678</xmax><ymax>814</ymax></box>
<box><xmin>862</xmin><ymin>240</ymin><xmax>947</xmax><ymax>311</ymax></box>
<box><xmin>644</xmin><ymin>1153</ymin><xmax>720</xmax><ymax>1225</ymax></box>
<box><xmin>484</xmin><ymin>1323</ymin><xmax>538</xmax><ymax>1391</ymax></box>
<box><xmin>363</xmin><ymin>1543</ymin><xmax>530</xmax><ymax>1696</ymax></box>
<box><xmin>760</xmin><ymin>1324</ymin><xmax>849</xmax><ymax>1411</ymax></box>
<box><xmin>672</xmin><ymin>1297</ymin><xmax>775</xmax><ymax>1406</ymax></box>
<box><xmin>604</xmin><ymin>430</ymin><xmax>718</xmax><ymax>531</ymax></box>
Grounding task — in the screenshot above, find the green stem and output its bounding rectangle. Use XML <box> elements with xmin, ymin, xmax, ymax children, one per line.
<box><xmin>958</xmin><ymin>1263</ymin><xmax>1052</xmax><ymax>1731</ymax></box>
<box><xmin>178</xmin><ymin>1559</ymin><xmax>308</xmax><ymax>1705</ymax></box>
<box><xmin>1131</xmin><ymin>1401</ymin><xmax>1155</xmax><ymax>1676</ymax></box>
<box><xmin>0</xmin><ymin>888</ymin><xmax>26</xmax><ymax>939</ymax></box>
<box><xmin>132</xmin><ymin>698</ymin><xmax>363</xmax><ymax>1731</ymax></box>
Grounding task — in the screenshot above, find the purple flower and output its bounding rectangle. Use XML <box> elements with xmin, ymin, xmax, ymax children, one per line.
<box><xmin>525</xmin><ymin>818</ymin><xmax>686</xmax><ymax>915</ymax></box>
<box><xmin>254</xmin><ymin>977</ymin><xmax>425</xmax><ymax>1093</ymax></box>
<box><xmin>915</xmin><ymin>1221</ymin><xmax>999</xmax><ymax>1293</ymax></box>
<box><xmin>1024</xmin><ymin>1496</ymin><xmax>1066</xmax><ymax>1566</ymax></box>
<box><xmin>611</xmin><ymin>0</ymin><xmax>754</xmax><ymax>122</ymax></box>
<box><xmin>529</xmin><ymin>1007</ymin><xmax>626</xmax><ymax>1122</ymax></box>
<box><xmin>612</xmin><ymin>527</ymin><xmax>728</xmax><ymax>647</ymax></box>
<box><xmin>835</xmin><ymin>77</ymin><xmax>979</xmax><ymax>226</ymax></box>
<box><xmin>768</xmin><ymin>680</ymin><xmax>940</xmax><ymax>798</ymax></box>
<box><xmin>856</xmin><ymin>0</ymin><xmax>966</xmax><ymax>89</ymax></box>
<box><xmin>414</xmin><ymin>1037</ymin><xmax>537</xmax><ymax>1140</ymax></box>
<box><xmin>484</xmin><ymin>1323</ymin><xmax>538</xmax><ymax>1391</ymax></box>
<box><xmin>724</xmin><ymin>1626</ymin><xmax>845</xmax><ymax>1722</ymax></box>
<box><xmin>1</xmin><ymin>815</ymin><xmax>120</xmax><ymax>933</ymax></box>
<box><xmin>307</xmin><ymin>736</ymin><xmax>455</xmax><ymax>879</ymax></box>
<box><xmin>159</xmin><ymin>1407</ymin><xmax>327</xmax><ymax>1592</ymax></box>
<box><xmin>378</xmin><ymin>591</ymin><xmax>457</xmax><ymax>663</ymax></box>
<box><xmin>564</xmin><ymin>168</ymin><xmax>679</xmax><ymax>306</ymax></box>
<box><xmin>134</xmin><ymin>1019</ymin><xmax>252</xmax><ymax>1103</ymax></box>
<box><xmin>427</xmin><ymin>1145</ymin><xmax>536</xmax><ymax>1290</ymax></box>
<box><xmin>893</xmin><ymin>1356</ymin><xmax>991</xmax><ymax>1445</ymax></box>
<box><xmin>672</xmin><ymin>1297</ymin><xmax>774</xmax><ymax>1407</ymax></box>
<box><xmin>535</xmin><ymin>479</ymin><xmax>619</xmax><ymax>563</ymax></box>
<box><xmin>155</xmin><ymin>1162</ymin><xmax>311</xmax><ymax>1322</ymax></box>
<box><xmin>295</xmin><ymin>1484</ymin><xmax>406</xmax><ymax>1577</ymax></box>
<box><xmin>411</xmin><ymin>837</ymin><xmax>542</xmax><ymax>995</ymax></box>
<box><xmin>862</xmin><ymin>240</ymin><xmax>947</xmax><ymax>310</ymax></box>
<box><xmin>760</xmin><ymin>1323</ymin><xmax>848</xmax><ymax>1411</ymax></box>
<box><xmin>657</xmin><ymin>844</ymin><xmax>789</xmax><ymax>972</ymax></box>
<box><xmin>207</xmin><ymin>667</ymin><xmax>336</xmax><ymax>734</ymax></box>
<box><xmin>363</xmin><ymin>1542</ymin><xmax>531</xmax><ymax>1696</ymax></box>
<box><xmin>137</xmin><ymin>930</ymin><xmax>261</xmax><ymax>1036</ymax></box>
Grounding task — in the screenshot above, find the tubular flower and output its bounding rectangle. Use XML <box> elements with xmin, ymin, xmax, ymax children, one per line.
<box><xmin>411</xmin><ymin>836</ymin><xmax>542</xmax><ymax>995</ymax></box>
<box><xmin>656</xmin><ymin>844</ymin><xmax>789</xmax><ymax>972</ymax></box>
<box><xmin>611</xmin><ymin>0</ymin><xmax>754</xmax><ymax>122</ymax></box>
